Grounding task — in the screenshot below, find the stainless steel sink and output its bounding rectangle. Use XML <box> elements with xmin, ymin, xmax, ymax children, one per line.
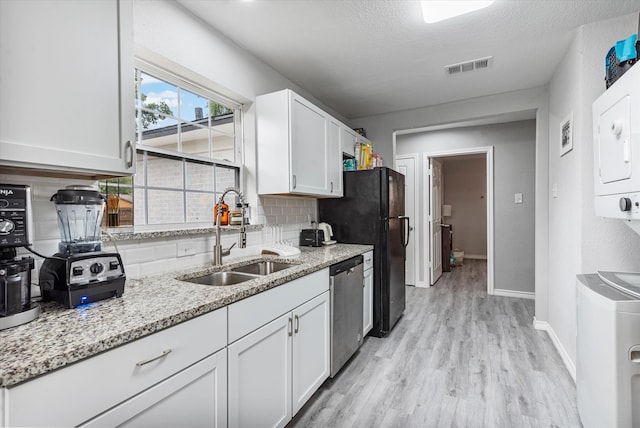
<box><xmin>183</xmin><ymin>271</ymin><xmax>257</xmax><ymax>286</ymax></box>
<box><xmin>231</xmin><ymin>261</ymin><xmax>298</xmax><ymax>276</ymax></box>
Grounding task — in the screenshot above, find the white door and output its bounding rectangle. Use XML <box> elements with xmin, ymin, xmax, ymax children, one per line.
<box><xmin>292</xmin><ymin>292</ymin><xmax>330</xmax><ymax>414</ymax></box>
<box><xmin>396</xmin><ymin>156</ymin><xmax>417</xmax><ymax>286</ymax></box>
<box><xmin>228</xmin><ymin>313</ymin><xmax>292</xmax><ymax>428</ymax></box>
<box><xmin>429</xmin><ymin>158</ymin><xmax>443</xmax><ymax>285</ymax></box>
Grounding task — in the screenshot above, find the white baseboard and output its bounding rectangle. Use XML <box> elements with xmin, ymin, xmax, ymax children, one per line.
<box><xmin>532</xmin><ymin>318</ymin><xmax>576</xmax><ymax>382</ymax></box>
<box><xmin>414</xmin><ymin>281</ymin><xmax>429</xmax><ymax>288</ymax></box>
<box><xmin>493</xmin><ymin>289</ymin><xmax>535</xmax><ymax>300</ymax></box>
<box><xmin>464</xmin><ymin>254</ymin><xmax>487</xmax><ymax>260</ymax></box>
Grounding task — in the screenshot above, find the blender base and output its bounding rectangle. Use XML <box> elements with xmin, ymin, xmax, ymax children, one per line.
<box><xmin>39</xmin><ymin>252</ymin><xmax>126</xmax><ymax>309</ymax></box>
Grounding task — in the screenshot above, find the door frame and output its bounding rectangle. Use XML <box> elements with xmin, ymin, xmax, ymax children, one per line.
<box><xmin>423</xmin><ymin>146</ymin><xmax>495</xmax><ymax>294</ymax></box>
<box><xmin>395</xmin><ymin>154</ymin><xmax>420</xmax><ymax>287</ymax></box>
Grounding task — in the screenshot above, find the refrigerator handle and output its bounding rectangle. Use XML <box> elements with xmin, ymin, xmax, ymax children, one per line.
<box><xmin>399</xmin><ymin>216</ymin><xmax>410</xmax><ymax>248</ymax></box>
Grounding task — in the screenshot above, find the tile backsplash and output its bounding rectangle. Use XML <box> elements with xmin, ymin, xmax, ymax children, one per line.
<box><xmin>1</xmin><ymin>173</ymin><xmax>318</xmax><ymax>286</ymax></box>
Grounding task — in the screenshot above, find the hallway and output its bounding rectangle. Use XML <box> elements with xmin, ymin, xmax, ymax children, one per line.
<box><xmin>289</xmin><ymin>260</ymin><xmax>581</xmax><ymax>427</ymax></box>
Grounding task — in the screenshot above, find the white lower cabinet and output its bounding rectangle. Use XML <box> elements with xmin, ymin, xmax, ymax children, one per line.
<box><xmin>4</xmin><ymin>308</ymin><xmax>227</xmax><ymax>428</ymax></box>
<box><xmin>292</xmin><ymin>293</ymin><xmax>331</xmax><ymax>414</ymax></box>
<box><xmin>228</xmin><ymin>313</ymin><xmax>292</xmax><ymax>428</ymax></box>
<box><xmin>363</xmin><ymin>250</ymin><xmax>374</xmax><ymax>336</ymax></box>
<box><xmin>228</xmin><ymin>291</ymin><xmax>330</xmax><ymax>428</ymax></box>
<box><xmin>81</xmin><ymin>348</ymin><xmax>227</xmax><ymax>428</ymax></box>
<box><xmin>228</xmin><ymin>269</ymin><xmax>330</xmax><ymax>427</ymax></box>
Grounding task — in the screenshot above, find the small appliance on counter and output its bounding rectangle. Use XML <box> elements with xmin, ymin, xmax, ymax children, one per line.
<box><xmin>0</xmin><ymin>184</ymin><xmax>40</xmax><ymax>330</ymax></box>
<box><xmin>299</xmin><ymin>228</ymin><xmax>324</xmax><ymax>247</ymax></box>
<box><xmin>39</xmin><ymin>186</ymin><xmax>125</xmax><ymax>308</ymax></box>
<box><xmin>318</xmin><ymin>222</ymin><xmax>336</xmax><ymax>245</ymax></box>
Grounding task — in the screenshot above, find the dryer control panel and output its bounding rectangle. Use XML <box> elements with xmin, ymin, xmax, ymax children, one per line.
<box><xmin>593</xmin><ymin>63</ymin><xmax>640</xmax><ymax>219</ymax></box>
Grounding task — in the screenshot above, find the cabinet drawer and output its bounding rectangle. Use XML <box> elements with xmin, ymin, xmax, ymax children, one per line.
<box><xmin>6</xmin><ymin>308</ymin><xmax>227</xmax><ymax>428</ymax></box>
<box><xmin>228</xmin><ymin>269</ymin><xmax>329</xmax><ymax>343</ymax></box>
<box><xmin>363</xmin><ymin>251</ymin><xmax>373</xmax><ymax>270</ymax></box>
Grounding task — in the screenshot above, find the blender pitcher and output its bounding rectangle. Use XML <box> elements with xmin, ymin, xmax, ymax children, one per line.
<box><xmin>52</xmin><ymin>186</ymin><xmax>105</xmax><ymax>254</ymax></box>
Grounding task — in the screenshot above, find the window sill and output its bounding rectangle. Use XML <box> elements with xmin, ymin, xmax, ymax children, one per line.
<box><xmin>102</xmin><ymin>224</ymin><xmax>262</xmax><ymax>242</ymax></box>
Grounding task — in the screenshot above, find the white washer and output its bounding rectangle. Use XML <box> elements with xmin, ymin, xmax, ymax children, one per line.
<box><xmin>576</xmin><ymin>273</ymin><xmax>640</xmax><ymax>428</ymax></box>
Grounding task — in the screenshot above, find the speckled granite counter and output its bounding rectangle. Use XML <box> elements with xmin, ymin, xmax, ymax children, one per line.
<box><xmin>0</xmin><ymin>244</ymin><xmax>372</xmax><ymax>387</ymax></box>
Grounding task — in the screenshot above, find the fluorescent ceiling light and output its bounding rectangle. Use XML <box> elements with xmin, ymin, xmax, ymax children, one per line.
<box><xmin>420</xmin><ymin>1</ymin><xmax>494</xmax><ymax>23</ymax></box>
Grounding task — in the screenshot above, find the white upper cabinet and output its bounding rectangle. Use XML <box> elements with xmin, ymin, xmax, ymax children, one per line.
<box><xmin>340</xmin><ymin>125</ymin><xmax>370</xmax><ymax>158</ymax></box>
<box><xmin>0</xmin><ymin>0</ymin><xmax>135</xmax><ymax>177</ymax></box>
<box><xmin>256</xmin><ymin>89</ymin><xmax>342</xmax><ymax>197</ymax></box>
<box><xmin>327</xmin><ymin>118</ymin><xmax>343</xmax><ymax>197</ymax></box>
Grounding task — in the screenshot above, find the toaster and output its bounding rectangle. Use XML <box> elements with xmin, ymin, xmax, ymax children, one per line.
<box><xmin>299</xmin><ymin>229</ymin><xmax>324</xmax><ymax>247</ymax></box>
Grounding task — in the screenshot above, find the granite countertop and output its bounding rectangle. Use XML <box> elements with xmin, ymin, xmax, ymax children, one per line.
<box><xmin>0</xmin><ymin>244</ymin><xmax>372</xmax><ymax>387</ymax></box>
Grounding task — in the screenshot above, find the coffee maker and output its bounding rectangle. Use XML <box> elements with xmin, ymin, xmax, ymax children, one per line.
<box><xmin>0</xmin><ymin>184</ymin><xmax>40</xmax><ymax>330</ymax></box>
<box><xmin>39</xmin><ymin>186</ymin><xmax>125</xmax><ymax>308</ymax></box>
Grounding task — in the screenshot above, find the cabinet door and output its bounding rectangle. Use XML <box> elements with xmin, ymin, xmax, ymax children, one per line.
<box><xmin>0</xmin><ymin>0</ymin><xmax>135</xmax><ymax>176</ymax></box>
<box><xmin>363</xmin><ymin>268</ymin><xmax>374</xmax><ymax>335</ymax></box>
<box><xmin>292</xmin><ymin>291</ymin><xmax>330</xmax><ymax>414</ymax></box>
<box><xmin>340</xmin><ymin>126</ymin><xmax>357</xmax><ymax>158</ymax></box>
<box><xmin>228</xmin><ymin>312</ymin><xmax>292</xmax><ymax>428</ymax></box>
<box><xmin>290</xmin><ymin>93</ymin><xmax>329</xmax><ymax>195</ymax></box>
<box><xmin>327</xmin><ymin>118</ymin><xmax>343</xmax><ymax>197</ymax></box>
<box><xmin>81</xmin><ymin>349</ymin><xmax>227</xmax><ymax>428</ymax></box>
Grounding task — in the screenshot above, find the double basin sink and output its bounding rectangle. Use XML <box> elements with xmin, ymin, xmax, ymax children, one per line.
<box><xmin>182</xmin><ymin>260</ymin><xmax>298</xmax><ymax>286</ymax></box>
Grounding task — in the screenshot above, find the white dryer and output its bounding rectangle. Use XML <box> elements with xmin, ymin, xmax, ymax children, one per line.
<box><xmin>576</xmin><ymin>273</ymin><xmax>640</xmax><ymax>428</ymax></box>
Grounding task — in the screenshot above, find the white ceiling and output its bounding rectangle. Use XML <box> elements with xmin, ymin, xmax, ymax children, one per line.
<box><xmin>177</xmin><ymin>0</ymin><xmax>640</xmax><ymax>120</ymax></box>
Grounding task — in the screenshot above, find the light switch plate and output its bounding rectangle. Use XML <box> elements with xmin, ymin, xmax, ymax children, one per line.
<box><xmin>552</xmin><ymin>183</ymin><xmax>558</xmax><ymax>198</ymax></box>
<box><xmin>515</xmin><ymin>193</ymin><xmax>523</xmax><ymax>204</ymax></box>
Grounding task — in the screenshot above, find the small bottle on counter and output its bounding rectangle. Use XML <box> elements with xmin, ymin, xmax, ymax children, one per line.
<box><xmin>214</xmin><ymin>202</ymin><xmax>229</xmax><ymax>225</ymax></box>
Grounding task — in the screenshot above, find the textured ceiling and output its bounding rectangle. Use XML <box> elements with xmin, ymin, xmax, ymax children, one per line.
<box><xmin>177</xmin><ymin>0</ymin><xmax>640</xmax><ymax>119</ymax></box>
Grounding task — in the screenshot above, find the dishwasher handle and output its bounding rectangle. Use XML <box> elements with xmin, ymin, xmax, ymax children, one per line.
<box><xmin>330</xmin><ymin>255</ymin><xmax>363</xmax><ymax>276</ymax></box>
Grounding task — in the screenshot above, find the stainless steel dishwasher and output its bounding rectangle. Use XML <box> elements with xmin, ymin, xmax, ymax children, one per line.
<box><xmin>329</xmin><ymin>255</ymin><xmax>364</xmax><ymax>378</ymax></box>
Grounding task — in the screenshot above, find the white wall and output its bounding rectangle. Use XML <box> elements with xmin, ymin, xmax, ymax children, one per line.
<box><xmin>442</xmin><ymin>157</ymin><xmax>487</xmax><ymax>258</ymax></box>
<box><xmin>546</xmin><ymin>11</ymin><xmax>640</xmax><ymax>370</ymax></box>
<box><xmin>397</xmin><ymin>120</ymin><xmax>536</xmax><ymax>294</ymax></box>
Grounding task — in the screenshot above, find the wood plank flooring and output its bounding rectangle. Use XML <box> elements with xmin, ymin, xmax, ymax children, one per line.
<box><xmin>289</xmin><ymin>259</ymin><xmax>582</xmax><ymax>427</ymax></box>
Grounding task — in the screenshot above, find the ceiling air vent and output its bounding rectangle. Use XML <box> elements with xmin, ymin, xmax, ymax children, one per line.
<box><xmin>445</xmin><ymin>56</ymin><xmax>493</xmax><ymax>76</ymax></box>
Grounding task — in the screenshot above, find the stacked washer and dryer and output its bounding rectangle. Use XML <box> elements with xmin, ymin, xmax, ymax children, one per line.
<box><xmin>578</xmin><ymin>60</ymin><xmax>640</xmax><ymax>427</ymax></box>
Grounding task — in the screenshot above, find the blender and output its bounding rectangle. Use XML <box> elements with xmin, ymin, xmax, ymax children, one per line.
<box><xmin>39</xmin><ymin>186</ymin><xmax>125</xmax><ymax>308</ymax></box>
<box><xmin>0</xmin><ymin>184</ymin><xmax>39</xmax><ymax>330</ymax></box>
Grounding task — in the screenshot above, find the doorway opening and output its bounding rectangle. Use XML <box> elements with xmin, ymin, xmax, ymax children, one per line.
<box><xmin>424</xmin><ymin>147</ymin><xmax>494</xmax><ymax>293</ymax></box>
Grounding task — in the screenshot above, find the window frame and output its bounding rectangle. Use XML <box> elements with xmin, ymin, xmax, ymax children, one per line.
<box><xmin>128</xmin><ymin>59</ymin><xmax>244</xmax><ymax>231</ymax></box>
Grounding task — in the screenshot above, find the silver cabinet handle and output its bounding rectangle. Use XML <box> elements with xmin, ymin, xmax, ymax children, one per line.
<box><xmin>330</xmin><ymin>181</ymin><xmax>334</xmax><ymax>193</ymax></box>
<box><xmin>288</xmin><ymin>317</ymin><xmax>293</xmax><ymax>336</ymax></box>
<box><xmin>136</xmin><ymin>349</ymin><xmax>172</xmax><ymax>366</ymax></box>
<box><xmin>125</xmin><ymin>140</ymin><xmax>134</xmax><ymax>169</ymax></box>
<box><xmin>292</xmin><ymin>175</ymin><xmax>297</xmax><ymax>189</ymax></box>
<box><xmin>294</xmin><ymin>315</ymin><xmax>299</xmax><ymax>333</ymax></box>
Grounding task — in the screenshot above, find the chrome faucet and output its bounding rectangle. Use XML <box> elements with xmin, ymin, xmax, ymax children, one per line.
<box><xmin>214</xmin><ymin>187</ymin><xmax>247</xmax><ymax>265</ymax></box>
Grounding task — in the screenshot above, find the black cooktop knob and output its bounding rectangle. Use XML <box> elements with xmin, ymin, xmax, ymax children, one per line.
<box><xmin>90</xmin><ymin>262</ymin><xmax>104</xmax><ymax>274</ymax></box>
<box><xmin>619</xmin><ymin>197</ymin><xmax>632</xmax><ymax>212</ymax></box>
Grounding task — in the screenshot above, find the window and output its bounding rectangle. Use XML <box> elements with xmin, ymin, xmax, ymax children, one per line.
<box><xmin>101</xmin><ymin>66</ymin><xmax>242</xmax><ymax>229</ymax></box>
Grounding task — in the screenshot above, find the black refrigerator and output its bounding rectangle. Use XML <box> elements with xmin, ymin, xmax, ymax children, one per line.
<box><xmin>319</xmin><ymin>167</ymin><xmax>410</xmax><ymax>337</ymax></box>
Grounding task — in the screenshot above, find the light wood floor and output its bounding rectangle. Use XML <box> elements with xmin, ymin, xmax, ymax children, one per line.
<box><xmin>289</xmin><ymin>259</ymin><xmax>582</xmax><ymax>427</ymax></box>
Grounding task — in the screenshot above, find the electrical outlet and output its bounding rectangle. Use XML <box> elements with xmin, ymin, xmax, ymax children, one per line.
<box><xmin>178</xmin><ymin>242</ymin><xmax>197</xmax><ymax>257</ymax></box>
